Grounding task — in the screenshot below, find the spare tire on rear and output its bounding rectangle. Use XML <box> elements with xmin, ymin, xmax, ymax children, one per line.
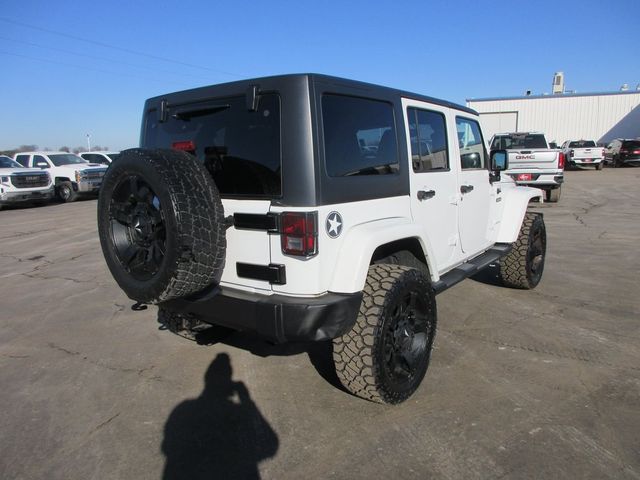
<box><xmin>98</xmin><ymin>148</ymin><xmax>226</xmax><ymax>304</ymax></box>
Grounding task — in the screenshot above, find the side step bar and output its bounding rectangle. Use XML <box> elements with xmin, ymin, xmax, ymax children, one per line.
<box><xmin>432</xmin><ymin>243</ymin><xmax>512</xmax><ymax>295</ymax></box>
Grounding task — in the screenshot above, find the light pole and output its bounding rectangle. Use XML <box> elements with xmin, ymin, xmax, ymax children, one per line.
<box><xmin>86</xmin><ymin>133</ymin><xmax>91</xmax><ymax>151</ymax></box>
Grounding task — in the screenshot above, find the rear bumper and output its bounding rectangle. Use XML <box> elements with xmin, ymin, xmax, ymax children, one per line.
<box><xmin>512</xmin><ymin>171</ymin><xmax>564</xmax><ymax>188</ymax></box>
<box><xmin>569</xmin><ymin>158</ymin><xmax>603</xmax><ymax>165</ymax></box>
<box><xmin>160</xmin><ymin>286</ymin><xmax>363</xmax><ymax>343</ymax></box>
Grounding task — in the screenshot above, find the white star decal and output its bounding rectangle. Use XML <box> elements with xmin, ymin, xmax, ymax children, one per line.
<box><xmin>327</xmin><ymin>213</ymin><xmax>342</xmax><ymax>237</ymax></box>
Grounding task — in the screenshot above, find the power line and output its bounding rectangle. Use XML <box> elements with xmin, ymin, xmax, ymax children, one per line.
<box><xmin>0</xmin><ymin>50</ymin><xmax>195</xmax><ymax>88</ymax></box>
<box><xmin>0</xmin><ymin>35</ymin><xmax>213</xmax><ymax>82</ymax></box>
<box><xmin>0</xmin><ymin>17</ymin><xmax>244</xmax><ymax>79</ymax></box>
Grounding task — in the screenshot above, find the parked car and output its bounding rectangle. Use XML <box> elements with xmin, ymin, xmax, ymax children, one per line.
<box><xmin>604</xmin><ymin>139</ymin><xmax>640</xmax><ymax>167</ymax></box>
<box><xmin>489</xmin><ymin>132</ymin><xmax>565</xmax><ymax>202</ymax></box>
<box><xmin>97</xmin><ymin>73</ymin><xmax>546</xmax><ymax>405</ymax></box>
<box><xmin>561</xmin><ymin>140</ymin><xmax>604</xmax><ymax>170</ymax></box>
<box><xmin>79</xmin><ymin>151</ymin><xmax>120</xmax><ymax>165</ymax></box>
<box><xmin>0</xmin><ymin>155</ymin><xmax>54</xmax><ymax>209</ymax></box>
<box><xmin>14</xmin><ymin>152</ymin><xmax>108</xmax><ymax>202</ymax></box>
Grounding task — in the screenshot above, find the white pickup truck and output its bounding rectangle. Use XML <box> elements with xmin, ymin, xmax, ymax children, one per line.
<box><xmin>490</xmin><ymin>132</ymin><xmax>565</xmax><ymax>202</ymax></box>
<box><xmin>561</xmin><ymin>140</ymin><xmax>604</xmax><ymax>170</ymax></box>
<box><xmin>14</xmin><ymin>152</ymin><xmax>108</xmax><ymax>202</ymax></box>
<box><xmin>0</xmin><ymin>155</ymin><xmax>54</xmax><ymax>209</ymax></box>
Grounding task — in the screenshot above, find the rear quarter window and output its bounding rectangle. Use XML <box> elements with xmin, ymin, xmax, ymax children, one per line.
<box><xmin>322</xmin><ymin>94</ymin><xmax>399</xmax><ymax>177</ymax></box>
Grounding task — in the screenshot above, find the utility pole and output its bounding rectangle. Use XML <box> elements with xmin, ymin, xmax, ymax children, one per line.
<box><xmin>86</xmin><ymin>133</ymin><xmax>91</xmax><ymax>151</ymax></box>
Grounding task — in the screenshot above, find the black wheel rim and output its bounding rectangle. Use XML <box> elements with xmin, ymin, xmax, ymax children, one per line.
<box><xmin>382</xmin><ymin>291</ymin><xmax>431</xmax><ymax>384</ymax></box>
<box><xmin>109</xmin><ymin>175</ymin><xmax>166</xmax><ymax>281</ymax></box>
<box><xmin>528</xmin><ymin>221</ymin><xmax>546</xmax><ymax>283</ymax></box>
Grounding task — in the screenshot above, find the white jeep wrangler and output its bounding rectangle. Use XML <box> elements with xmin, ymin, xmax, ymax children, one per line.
<box><xmin>98</xmin><ymin>74</ymin><xmax>546</xmax><ymax>404</ymax></box>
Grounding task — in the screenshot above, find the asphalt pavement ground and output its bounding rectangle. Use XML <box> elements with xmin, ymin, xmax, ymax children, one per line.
<box><xmin>1</xmin><ymin>168</ymin><xmax>639</xmax><ymax>479</ymax></box>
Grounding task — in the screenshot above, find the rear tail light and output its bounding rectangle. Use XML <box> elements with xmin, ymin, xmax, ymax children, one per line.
<box><xmin>280</xmin><ymin>212</ymin><xmax>318</xmax><ymax>257</ymax></box>
<box><xmin>569</xmin><ymin>149</ymin><xmax>574</xmax><ymax>157</ymax></box>
<box><xmin>516</xmin><ymin>173</ymin><xmax>532</xmax><ymax>181</ymax></box>
<box><xmin>558</xmin><ymin>152</ymin><xmax>566</xmax><ymax>169</ymax></box>
<box><xmin>172</xmin><ymin>140</ymin><xmax>196</xmax><ymax>154</ymax></box>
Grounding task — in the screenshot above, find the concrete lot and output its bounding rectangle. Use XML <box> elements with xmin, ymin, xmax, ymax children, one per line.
<box><xmin>1</xmin><ymin>168</ymin><xmax>639</xmax><ymax>479</ymax></box>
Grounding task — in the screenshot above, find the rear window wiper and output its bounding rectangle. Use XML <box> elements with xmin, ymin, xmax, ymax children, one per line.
<box><xmin>172</xmin><ymin>104</ymin><xmax>230</xmax><ymax>120</ymax></box>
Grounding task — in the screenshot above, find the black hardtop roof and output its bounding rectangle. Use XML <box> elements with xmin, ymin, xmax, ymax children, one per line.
<box><xmin>146</xmin><ymin>73</ymin><xmax>477</xmax><ymax>115</ymax></box>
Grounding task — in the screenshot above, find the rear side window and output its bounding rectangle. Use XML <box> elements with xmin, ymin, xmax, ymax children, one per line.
<box><xmin>407</xmin><ymin>108</ymin><xmax>449</xmax><ymax>172</ymax></box>
<box><xmin>144</xmin><ymin>93</ymin><xmax>281</xmax><ymax>198</ymax></box>
<box><xmin>322</xmin><ymin>94</ymin><xmax>399</xmax><ymax>177</ymax></box>
<box><xmin>456</xmin><ymin>117</ymin><xmax>486</xmax><ymax>169</ymax></box>
<box><xmin>15</xmin><ymin>155</ymin><xmax>29</xmax><ymax>167</ymax></box>
<box><xmin>623</xmin><ymin>141</ymin><xmax>640</xmax><ymax>149</ymax></box>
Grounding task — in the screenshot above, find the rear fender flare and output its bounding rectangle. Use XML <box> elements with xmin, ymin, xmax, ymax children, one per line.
<box><xmin>329</xmin><ymin>218</ymin><xmax>437</xmax><ymax>293</ymax></box>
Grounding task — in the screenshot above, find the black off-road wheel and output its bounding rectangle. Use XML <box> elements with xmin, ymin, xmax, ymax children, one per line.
<box><xmin>500</xmin><ymin>212</ymin><xmax>546</xmax><ymax>289</ymax></box>
<box><xmin>333</xmin><ymin>264</ymin><xmax>437</xmax><ymax>405</ymax></box>
<box><xmin>546</xmin><ymin>186</ymin><xmax>561</xmax><ymax>203</ymax></box>
<box><xmin>98</xmin><ymin>148</ymin><xmax>226</xmax><ymax>304</ymax></box>
<box><xmin>57</xmin><ymin>181</ymin><xmax>77</xmax><ymax>202</ymax></box>
<box><xmin>596</xmin><ymin>162</ymin><xmax>604</xmax><ymax>171</ymax></box>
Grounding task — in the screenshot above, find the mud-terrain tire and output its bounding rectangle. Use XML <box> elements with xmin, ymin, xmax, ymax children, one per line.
<box><xmin>500</xmin><ymin>212</ymin><xmax>546</xmax><ymax>289</ymax></box>
<box><xmin>57</xmin><ymin>181</ymin><xmax>77</xmax><ymax>202</ymax></box>
<box><xmin>333</xmin><ymin>264</ymin><xmax>437</xmax><ymax>405</ymax></box>
<box><xmin>98</xmin><ymin>148</ymin><xmax>226</xmax><ymax>304</ymax></box>
<box><xmin>546</xmin><ymin>187</ymin><xmax>561</xmax><ymax>203</ymax></box>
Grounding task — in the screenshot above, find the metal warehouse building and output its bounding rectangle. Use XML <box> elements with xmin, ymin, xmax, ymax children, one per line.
<box><xmin>467</xmin><ymin>90</ymin><xmax>640</xmax><ymax>146</ymax></box>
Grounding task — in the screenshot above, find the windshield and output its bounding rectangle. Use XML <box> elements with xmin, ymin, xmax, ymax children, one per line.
<box><xmin>569</xmin><ymin>140</ymin><xmax>596</xmax><ymax>148</ymax></box>
<box><xmin>0</xmin><ymin>156</ymin><xmax>23</xmax><ymax>168</ymax></box>
<box><xmin>491</xmin><ymin>134</ymin><xmax>547</xmax><ymax>150</ymax></box>
<box><xmin>106</xmin><ymin>153</ymin><xmax>120</xmax><ymax>162</ymax></box>
<box><xmin>49</xmin><ymin>154</ymin><xmax>88</xmax><ymax>166</ymax></box>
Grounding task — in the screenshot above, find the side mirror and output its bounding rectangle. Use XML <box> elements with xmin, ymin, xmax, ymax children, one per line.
<box><xmin>490</xmin><ymin>150</ymin><xmax>508</xmax><ymax>171</ymax></box>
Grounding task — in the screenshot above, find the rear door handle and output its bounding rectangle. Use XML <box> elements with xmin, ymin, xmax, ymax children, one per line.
<box><xmin>417</xmin><ymin>190</ymin><xmax>436</xmax><ymax>201</ymax></box>
<box><xmin>460</xmin><ymin>185</ymin><xmax>474</xmax><ymax>194</ymax></box>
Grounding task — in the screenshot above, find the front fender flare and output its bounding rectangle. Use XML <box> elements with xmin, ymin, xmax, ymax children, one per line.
<box><xmin>496</xmin><ymin>186</ymin><xmax>543</xmax><ymax>243</ymax></box>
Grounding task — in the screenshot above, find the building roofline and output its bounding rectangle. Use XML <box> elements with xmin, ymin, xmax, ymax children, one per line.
<box><xmin>467</xmin><ymin>90</ymin><xmax>640</xmax><ymax>103</ymax></box>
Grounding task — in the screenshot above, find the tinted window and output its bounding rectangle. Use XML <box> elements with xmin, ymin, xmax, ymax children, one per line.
<box><xmin>0</xmin><ymin>156</ymin><xmax>23</xmax><ymax>168</ymax></box>
<box><xmin>322</xmin><ymin>94</ymin><xmax>398</xmax><ymax>177</ymax></box>
<box><xmin>456</xmin><ymin>117</ymin><xmax>486</xmax><ymax>169</ymax></box>
<box><xmin>15</xmin><ymin>155</ymin><xmax>29</xmax><ymax>167</ymax></box>
<box><xmin>33</xmin><ymin>155</ymin><xmax>50</xmax><ymax>168</ymax></box>
<box><xmin>144</xmin><ymin>94</ymin><xmax>281</xmax><ymax>197</ymax></box>
<box><xmin>106</xmin><ymin>153</ymin><xmax>120</xmax><ymax>162</ymax></box>
<box><xmin>49</xmin><ymin>154</ymin><xmax>87</xmax><ymax>166</ymax></box>
<box><xmin>622</xmin><ymin>141</ymin><xmax>640</xmax><ymax>149</ymax></box>
<box><xmin>491</xmin><ymin>134</ymin><xmax>547</xmax><ymax>150</ymax></box>
<box><xmin>569</xmin><ymin>140</ymin><xmax>596</xmax><ymax>148</ymax></box>
<box><xmin>407</xmin><ymin>108</ymin><xmax>448</xmax><ymax>172</ymax></box>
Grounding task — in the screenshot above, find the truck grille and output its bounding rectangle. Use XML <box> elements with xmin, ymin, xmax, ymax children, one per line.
<box><xmin>82</xmin><ymin>170</ymin><xmax>106</xmax><ymax>180</ymax></box>
<box><xmin>11</xmin><ymin>173</ymin><xmax>50</xmax><ymax>188</ymax></box>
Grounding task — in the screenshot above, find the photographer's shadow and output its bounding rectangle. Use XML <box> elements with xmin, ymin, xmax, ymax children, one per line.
<box><xmin>162</xmin><ymin>353</ymin><xmax>278</xmax><ymax>480</ymax></box>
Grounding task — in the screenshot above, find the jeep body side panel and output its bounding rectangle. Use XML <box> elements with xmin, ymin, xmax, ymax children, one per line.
<box><xmin>494</xmin><ymin>186</ymin><xmax>543</xmax><ymax>243</ymax></box>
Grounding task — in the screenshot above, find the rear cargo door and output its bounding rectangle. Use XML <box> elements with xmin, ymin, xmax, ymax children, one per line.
<box><xmin>142</xmin><ymin>93</ymin><xmax>283</xmax><ymax>291</ymax></box>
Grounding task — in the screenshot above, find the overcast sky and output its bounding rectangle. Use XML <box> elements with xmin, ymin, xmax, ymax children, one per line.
<box><xmin>1</xmin><ymin>0</ymin><xmax>639</xmax><ymax>151</ymax></box>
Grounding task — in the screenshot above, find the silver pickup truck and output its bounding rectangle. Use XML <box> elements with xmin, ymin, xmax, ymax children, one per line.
<box><xmin>490</xmin><ymin>132</ymin><xmax>565</xmax><ymax>202</ymax></box>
